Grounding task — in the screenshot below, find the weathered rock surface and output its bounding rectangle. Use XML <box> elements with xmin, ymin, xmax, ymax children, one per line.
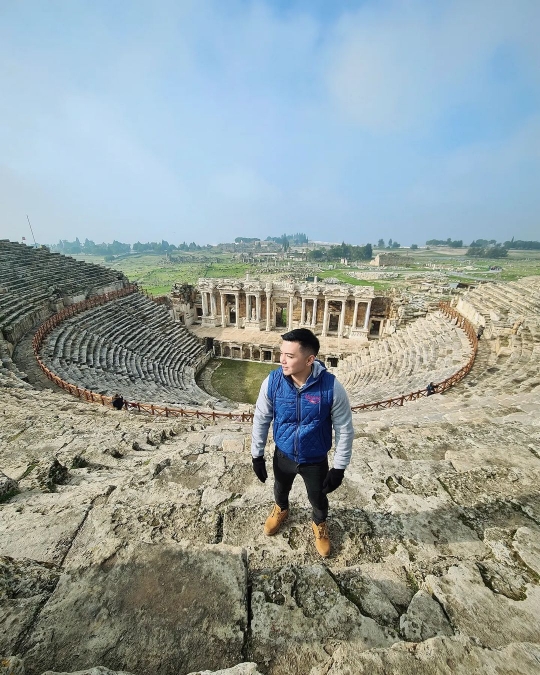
<box><xmin>39</xmin><ymin>664</ymin><xmax>262</xmax><ymax>675</ymax></box>
<box><xmin>41</xmin><ymin>668</ymin><xmax>134</xmax><ymax>675</ymax></box>
<box><xmin>0</xmin><ymin>656</ymin><xmax>25</xmax><ymax>675</ymax></box>
<box><xmin>426</xmin><ymin>562</ymin><xmax>540</xmax><ymax>648</ymax></box>
<box><xmin>186</xmin><ymin>665</ymin><xmax>262</xmax><ymax>675</ymax></box>
<box><xmin>21</xmin><ymin>544</ymin><xmax>247</xmax><ymax>675</ymax></box>
<box><xmin>0</xmin><ymin>471</ymin><xmax>18</xmax><ymax>502</ymax></box>
<box><xmin>326</xmin><ymin>636</ymin><xmax>540</xmax><ymax>674</ymax></box>
<box><xmin>399</xmin><ymin>589</ymin><xmax>453</xmax><ymax>641</ymax></box>
<box><xmin>0</xmin><ymin>557</ymin><xmax>60</xmax><ymax>655</ymax></box>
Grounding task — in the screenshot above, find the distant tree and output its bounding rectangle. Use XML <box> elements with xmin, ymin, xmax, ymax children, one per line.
<box><xmin>411</xmin><ymin>244</ymin><xmax>418</xmax><ymax>250</ymax></box>
<box><xmin>364</xmin><ymin>243</ymin><xmax>373</xmax><ymax>260</ymax></box>
<box><xmin>466</xmin><ymin>245</ymin><xmax>508</xmax><ymax>258</ymax></box>
<box><xmin>487</xmin><ymin>245</ymin><xmax>508</xmax><ymax>258</ymax></box>
<box><xmin>307</xmin><ymin>249</ymin><xmax>324</xmax><ymax>261</ymax></box>
<box><xmin>388</xmin><ymin>238</ymin><xmax>393</xmax><ymax>248</ymax></box>
<box><xmin>377</xmin><ymin>238</ymin><xmax>385</xmax><ymax>248</ymax></box>
<box><xmin>391</xmin><ymin>241</ymin><xmax>400</xmax><ymax>249</ymax></box>
<box><xmin>426</xmin><ymin>238</ymin><xmax>464</xmax><ymax>247</ymax></box>
<box><xmin>503</xmin><ymin>239</ymin><xmax>540</xmax><ymax>250</ymax></box>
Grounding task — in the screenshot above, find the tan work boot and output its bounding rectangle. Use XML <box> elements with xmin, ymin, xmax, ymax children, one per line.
<box><xmin>312</xmin><ymin>521</ymin><xmax>331</xmax><ymax>557</ymax></box>
<box><xmin>264</xmin><ymin>504</ymin><xmax>289</xmax><ymax>536</ymax></box>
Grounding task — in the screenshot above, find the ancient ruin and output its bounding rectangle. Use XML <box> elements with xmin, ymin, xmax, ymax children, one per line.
<box><xmin>1</xmin><ymin>240</ymin><xmax>540</xmax><ymax>675</ymax></box>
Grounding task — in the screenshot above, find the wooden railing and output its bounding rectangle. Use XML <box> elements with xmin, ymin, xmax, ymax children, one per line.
<box><xmin>32</xmin><ymin>294</ymin><xmax>477</xmax><ymax>422</ymax></box>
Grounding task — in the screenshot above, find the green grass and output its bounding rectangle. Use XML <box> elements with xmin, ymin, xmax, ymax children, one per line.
<box><xmin>317</xmin><ymin>269</ymin><xmax>394</xmax><ymax>290</ymax></box>
<box><xmin>211</xmin><ymin>359</ymin><xmax>278</xmax><ymax>404</ymax></box>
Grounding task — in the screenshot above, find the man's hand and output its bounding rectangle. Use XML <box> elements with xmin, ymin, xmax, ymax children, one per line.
<box><xmin>322</xmin><ymin>468</ymin><xmax>345</xmax><ymax>495</ymax></box>
<box><xmin>252</xmin><ymin>456</ymin><xmax>268</xmax><ymax>483</ymax></box>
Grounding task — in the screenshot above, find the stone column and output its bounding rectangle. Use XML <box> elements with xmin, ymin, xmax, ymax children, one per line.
<box><xmin>364</xmin><ymin>300</ymin><xmax>372</xmax><ymax>330</ymax></box>
<box><xmin>256</xmin><ymin>294</ymin><xmax>261</xmax><ymax>321</ymax></box>
<box><xmin>201</xmin><ymin>292</ymin><xmax>208</xmax><ymax>317</ymax></box>
<box><xmin>321</xmin><ymin>298</ymin><xmax>329</xmax><ymax>337</ymax></box>
<box><xmin>210</xmin><ymin>292</ymin><xmax>217</xmax><ymax>317</ymax></box>
<box><xmin>220</xmin><ymin>292</ymin><xmax>226</xmax><ymax>326</ymax></box>
<box><xmin>246</xmin><ymin>294</ymin><xmax>251</xmax><ymax>322</ymax></box>
<box><xmin>312</xmin><ymin>297</ymin><xmax>318</xmax><ymax>327</ymax></box>
<box><xmin>235</xmin><ymin>293</ymin><xmax>240</xmax><ymax>329</ymax></box>
<box><xmin>288</xmin><ymin>294</ymin><xmax>294</xmax><ymax>330</ymax></box>
<box><xmin>266</xmin><ymin>288</ymin><xmax>272</xmax><ymax>331</ymax></box>
<box><xmin>352</xmin><ymin>299</ymin><xmax>359</xmax><ymax>330</ymax></box>
<box><xmin>301</xmin><ymin>297</ymin><xmax>306</xmax><ymax>324</ymax></box>
<box><xmin>338</xmin><ymin>299</ymin><xmax>346</xmax><ymax>337</ymax></box>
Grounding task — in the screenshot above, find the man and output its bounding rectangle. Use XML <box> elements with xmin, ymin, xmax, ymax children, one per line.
<box><xmin>111</xmin><ymin>393</ymin><xmax>124</xmax><ymax>411</ymax></box>
<box><xmin>251</xmin><ymin>328</ymin><xmax>354</xmax><ymax>557</ymax></box>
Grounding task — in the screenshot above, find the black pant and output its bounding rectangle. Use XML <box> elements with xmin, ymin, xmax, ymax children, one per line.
<box><xmin>273</xmin><ymin>448</ymin><xmax>329</xmax><ymax>525</ymax></box>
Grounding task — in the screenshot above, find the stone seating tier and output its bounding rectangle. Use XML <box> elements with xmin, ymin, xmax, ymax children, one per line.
<box><xmin>0</xmin><ymin>240</ymin><xmax>127</xmax><ymax>347</ymax></box>
<box><xmin>333</xmin><ymin>312</ymin><xmax>472</xmax><ymax>404</ymax></box>
<box><xmin>40</xmin><ymin>293</ymin><xmax>225</xmax><ymax>407</ymax></box>
<box><xmin>458</xmin><ymin>277</ymin><xmax>540</xmax><ymax>325</ymax></box>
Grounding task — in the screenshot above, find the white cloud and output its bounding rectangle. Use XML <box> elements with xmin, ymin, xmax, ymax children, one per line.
<box><xmin>324</xmin><ymin>0</ymin><xmax>540</xmax><ymax>132</ymax></box>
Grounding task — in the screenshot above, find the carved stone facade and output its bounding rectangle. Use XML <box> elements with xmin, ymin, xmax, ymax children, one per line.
<box><xmin>196</xmin><ymin>277</ymin><xmax>379</xmax><ymax>340</ymax></box>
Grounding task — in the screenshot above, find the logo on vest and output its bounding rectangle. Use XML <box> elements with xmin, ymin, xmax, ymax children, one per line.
<box><xmin>305</xmin><ymin>394</ymin><xmax>321</xmax><ymax>404</ymax></box>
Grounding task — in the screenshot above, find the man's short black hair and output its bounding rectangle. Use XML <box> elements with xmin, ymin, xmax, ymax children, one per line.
<box><xmin>281</xmin><ymin>328</ymin><xmax>320</xmax><ymax>356</ymax></box>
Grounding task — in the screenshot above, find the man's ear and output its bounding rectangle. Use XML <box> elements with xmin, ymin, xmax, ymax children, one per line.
<box><xmin>307</xmin><ymin>353</ymin><xmax>316</xmax><ymax>366</ymax></box>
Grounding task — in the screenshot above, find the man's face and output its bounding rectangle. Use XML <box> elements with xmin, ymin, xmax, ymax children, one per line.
<box><xmin>280</xmin><ymin>340</ymin><xmax>315</xmax><ymax>382</ymax></box>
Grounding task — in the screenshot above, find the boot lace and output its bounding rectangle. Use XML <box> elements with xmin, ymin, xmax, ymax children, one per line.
<box><xmin>315</xmin><ymin>522</ymin><xmax>329</xmax><ymax>539</ymax></box>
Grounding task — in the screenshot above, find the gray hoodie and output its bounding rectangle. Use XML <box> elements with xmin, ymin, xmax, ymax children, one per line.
<box><xmin>251</xmin><ymin>360</ymin><xmax>354</xmax><ymax>470</ymax></box>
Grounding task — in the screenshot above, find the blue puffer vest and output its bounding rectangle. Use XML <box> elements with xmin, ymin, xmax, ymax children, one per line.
<box><xmin>268</xmin><ymin>360</ymin><xmax>335</xmax><ymax>464</ymax></box>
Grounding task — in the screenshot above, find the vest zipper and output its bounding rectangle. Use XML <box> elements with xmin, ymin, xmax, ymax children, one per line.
<box><xmin>294</xmin><ymin>388</ymin><xmax>301</xmax><ymax>462</ymax></box>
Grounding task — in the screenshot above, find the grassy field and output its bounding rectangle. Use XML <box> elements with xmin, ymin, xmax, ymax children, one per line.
<box><xmin>211</xmin><ymin>359</ymin><xmax>278</xmax><ymax>404</ymax></box>
<box><xmin>317</xmin><ymin>269</ymin><xmax>395</xmax><ymax>290</ymax></box>
<box><xmin>72</xmin><ymin>247</ymin><xmax>540</xmax><ymax>295</ymax></box>
<box><xmin>72</xmin><ymin>254</ymin><xmax>255</xmax><ymax>295</ymax></box>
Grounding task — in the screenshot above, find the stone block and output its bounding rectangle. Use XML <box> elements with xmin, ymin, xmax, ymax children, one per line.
<box><xmin>23</xmin><ymin>544</ymin><xmax>247</xmax><ymax>675</ymax></box>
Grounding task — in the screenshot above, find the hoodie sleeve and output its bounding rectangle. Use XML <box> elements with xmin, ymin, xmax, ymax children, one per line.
<box><xmin>331</xmin><ymin>380</ymin><xmax>354</xmax><ymax>470</ymax></box>
<box><xmin>251</xmin><ymin>375</ymin><xmax>273</xmax><ymax>458</ymax></box>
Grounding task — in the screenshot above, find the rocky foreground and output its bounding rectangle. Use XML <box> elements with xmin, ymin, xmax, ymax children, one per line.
<box><xmin>1</xmin><ymin>376</ymin><xmax>540</xmax><ymax>674</ymax></box>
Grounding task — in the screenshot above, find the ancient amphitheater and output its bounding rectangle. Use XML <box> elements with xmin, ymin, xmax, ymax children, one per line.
<box><xmin>1</xmin><ymin>240</ymin><xmax>539</xmax><ymax>675</ymax></box>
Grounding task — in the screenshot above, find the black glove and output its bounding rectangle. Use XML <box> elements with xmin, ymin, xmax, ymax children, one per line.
<box><xmin>252</xmin><ymin>456</ymin><xmax>268</xmax><ymax>483</ymax></box>
<box><xmin>322</xmin><ymin>468</ymin><xmax>345</xmax><ymax>495</ymax></box>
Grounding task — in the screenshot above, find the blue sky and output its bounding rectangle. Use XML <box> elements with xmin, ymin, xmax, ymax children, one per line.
<box><xmin>1</xmin><ymin>0</ymin><xmax>539</xmax><ymax>246</ymax></box>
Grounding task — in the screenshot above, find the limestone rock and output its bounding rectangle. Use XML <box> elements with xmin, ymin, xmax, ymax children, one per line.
<box><xmin>0</xmin><ymin>471</ymin><xmax>18</xmax><ymax>502</ymax></box>
<box><xmin>327</xmin><ymin>636</ymin><xmax>540</xmax><ymax>674</ymax></box>
<box><xmin>250</xmin><ymin>564</ymin><xmax>397</xmax><ymax>673</ymax></box>
<box><xmin>425</xmin><ymin>562</ymin><xmax>540</xmax><ymax>648</ymax></box>
<box><xmin>35</xmin><ymin>459</ymin><xmax>70</xmax><ymax>492</ymax></box>
<box><xmin>0</xmin><ymin>556</ymin><xmax>60</xmax><ymax>654</ymax></box>
<box><xmin>0</xmin><ymin>656</ymin><xmax>25</xmax><ymax>675</ymax></box>
<box><xmin>41</xmin><ymin>669</ymin><xmax>134</xmax><ymax>675</ymax></box>
<box><xmin>514</xmin><ymin>526</ymin><xmax>540</xmax><ymax>576</ymax></box>
<box><xmin>21</xmin><ymin>543</ymin><xmax>247</xmax><ymax>675</ymax></box>
<box><xmin>186</xmin><ymin>665</ymin><xmax>262</xmax><ymax>675</ymax></box>
<box><xmin>399</xmin><ymin>589</ymin><xmax>454</xmax><ymax>641</ymax></box>
<box><xmin>0</xmin><ymin>492</ymin><xmax>97</xmax><ymax>564</ymax></box>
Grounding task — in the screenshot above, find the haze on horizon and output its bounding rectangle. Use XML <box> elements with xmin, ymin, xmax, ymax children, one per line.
<box><xmin>1</xmin><ymin>0</ymin><xmax>539</xmax><ymax>248</ymax></box>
